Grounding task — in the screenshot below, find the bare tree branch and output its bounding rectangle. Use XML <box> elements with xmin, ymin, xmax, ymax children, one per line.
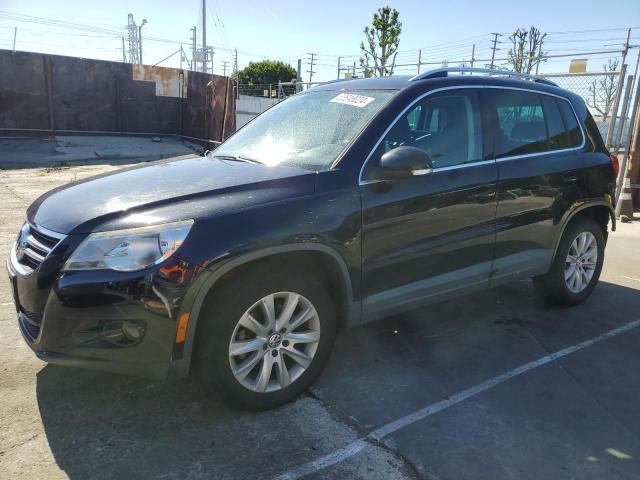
<box><xmin>507</xmin><ymin>26</ymin><xmax>547</xmax><ymax>73</ymax></box>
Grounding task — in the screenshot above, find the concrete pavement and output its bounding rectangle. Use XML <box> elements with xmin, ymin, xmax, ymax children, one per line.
<box><xmin>1</xmin><ymin>162</ymin><xmax>639</xmax><ymax>479</ymax></box>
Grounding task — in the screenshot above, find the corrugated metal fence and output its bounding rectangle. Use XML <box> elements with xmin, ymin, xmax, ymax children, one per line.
<box><xmin>0</xmin><ymin>50</ymin><xmax>235</xmax><ymax>145</ymax></box>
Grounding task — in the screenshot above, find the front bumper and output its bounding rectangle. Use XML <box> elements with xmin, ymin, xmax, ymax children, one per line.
<box><xmin>7</xmin><ymin>242</ymin><xmax>200</xmax><ymax>380</ymax></box>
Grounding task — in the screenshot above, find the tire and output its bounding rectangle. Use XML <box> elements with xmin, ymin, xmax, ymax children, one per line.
<box><xmin>195</xmin><ymin>267</ymin><xmax>337</xmax><ymax>410</ymax></box>
<box><xmin>533</xmin><ymin>217</ymin><xmax>605</xmax><ymax>305</ymax></box>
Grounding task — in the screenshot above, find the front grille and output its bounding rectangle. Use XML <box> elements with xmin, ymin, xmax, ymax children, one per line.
<box><xmin>14</xmin><ymin>223</ymin><xmax>64</xmax><ymax>274</ymax></box>
<box><xmin>19</xmin><ymin>309</ymin><xmax>42</xmax><ymax>342</ymax></box>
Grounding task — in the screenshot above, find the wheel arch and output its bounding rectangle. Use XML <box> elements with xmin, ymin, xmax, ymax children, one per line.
<box><xmin>173</xmin><ymin>244</ymin><xmax>358</xmax><ymax>377</ymax></box>
<box><xmin>551</xmin><ymin>201</ymin><xmax>615</xmax><ymax>262</ymax></box>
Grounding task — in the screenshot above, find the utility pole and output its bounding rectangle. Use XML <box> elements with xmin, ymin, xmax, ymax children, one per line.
<box><xmin>296</xmin><ymin>58</ymin><xmax>302</xmax><ymax>92</ymax></box>
<box><xmin>535</xmin><ymin>36</ymin><xmax>544</xmax><ymax>75</ymax></box>
<box><xmin>417</xmin><ymin>49</ymin><xmax>422</xmax><ymax>74</ymax></box>
<box><xmin>121</xmin><ymin>36</ymin><xmax>126</xmax><ymax>62</ymax></box>
<box><xmin>126</xmin><ymin>14</ymin><xmax>140</xmax><ymax>63</ymax></box>
<box><xmin>12</xmin><ymin>27</ymin><xmax>17</xmax><ymax>52</ymax></box>
<box><xmin>489</xmin><ymin>33</ymin><xmax>501</xmax><ymax>69</ymax></box>
<box><xmin>337</xmin><ymin>56</ymin><xmax>341</xmax><ymax>79</ymax></box>
<box><xmin>190</xmin><ymin>26</ymin><xmax>197</xmax><ymax>71</ymax></box>
<box><xmin>221</xmin><ymin>60</ymin><xmax>229</xmax><ymax>76</ymax></box>
<box><xmin>470</xmin><ymin>44</ymin><xmax>476</xmax><ymax>68</ymax></box>
<box><xmin>138</xmin><ymin>19</ymin><xmax>147</xmax><ymax>65</ymax></box>
<box><xmin>233</xmin><ymin>49</ymin><xmax>238</xmax><ymax>78</ymax></box>
<box><xmin>307</xmin><ymin>52</ymin><xmax>316</xmax><ymax>83</ymax></box>
<box><xmin>202</xmin><ymin>0</ymin><xmax>207</xmax><ymax>73</ymax></box>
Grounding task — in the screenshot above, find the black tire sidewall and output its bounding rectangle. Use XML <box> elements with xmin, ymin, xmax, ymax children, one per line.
<box><xmin>196</xmin><ymin>268</ymin><xmax>336</xmax><ymax>410</ymax></box>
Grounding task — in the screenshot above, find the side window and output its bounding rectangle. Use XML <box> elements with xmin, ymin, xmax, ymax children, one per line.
<box><xmin>382</xmin><ymin>90</ymin><xmax>483</xmax><ymax>169</ymax></box>
<box><xmin>541</xmin><ymin>96</ymin><xmax>568</xmax><ymax>150</ymax></box>
<box><xmin>557</xmin><ymin>99</ymin><xmax>583</xmax><ymax>148</ymax></box>
<box><xmin>406</xmin><ymin>105</ymin><xmax>422</xmax><ymax>131</ymax></box>
<box><xmin>493</xmin><ymin>90</ymin><xmax>547</xmax><ymax>157</ymax></box>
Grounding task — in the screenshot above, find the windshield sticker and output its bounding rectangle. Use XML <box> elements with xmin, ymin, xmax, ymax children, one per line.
<box><xmin>330</xmin><ymin>93</ymin><xmax>375</xmax><ymax>108</ymax></box>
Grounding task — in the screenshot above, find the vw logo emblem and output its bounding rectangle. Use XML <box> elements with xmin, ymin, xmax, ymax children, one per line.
<box><xmin>267</xmin><ymin>333</ymin><xmax>283</xmax><ymax>349</ymax></box>
<box><xmin>15</xmin><ymin>226</ymin><xmax>29</xmax><ymax>260</ymax></box>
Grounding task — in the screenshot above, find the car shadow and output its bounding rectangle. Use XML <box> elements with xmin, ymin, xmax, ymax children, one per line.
<box><xmin>36</xmin><ymin>280</ymin><xmax>640</xmax><ymax>479</ymax></box>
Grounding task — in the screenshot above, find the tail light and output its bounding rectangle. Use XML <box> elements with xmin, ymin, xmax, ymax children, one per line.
<box><xmin>610</xmin><ymin>154</ymin><xmax>620</xmax><ymax>176</ymax></box>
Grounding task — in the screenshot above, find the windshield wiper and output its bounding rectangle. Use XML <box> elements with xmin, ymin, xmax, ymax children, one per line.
<box><xmin>213</xmin><ymin>154</ymin><xmax>263</xmax><ymax>165</ymax></box>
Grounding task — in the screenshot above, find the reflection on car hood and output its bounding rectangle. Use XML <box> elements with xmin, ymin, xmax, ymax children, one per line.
<box><xmin>27</xmin><ymin>155</ymin><xmax>316</xmax><ymax>234</ymax></box>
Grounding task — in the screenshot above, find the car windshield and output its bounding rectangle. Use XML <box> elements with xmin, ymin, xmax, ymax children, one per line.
<box><xmin>214</xmin><ymin>89</ymin><xmax>395</xmax><ymax>170</ymax></box>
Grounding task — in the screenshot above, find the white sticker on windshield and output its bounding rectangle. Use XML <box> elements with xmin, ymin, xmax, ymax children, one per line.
<box><xmin>330</xmin><ymin>93</ymin><xmax>375</xmax><ymax>108</ymax></box>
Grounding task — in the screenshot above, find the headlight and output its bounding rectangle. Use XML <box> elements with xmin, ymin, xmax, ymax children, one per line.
<box><xmin>63</xmin><ymin>220</ymin><xmax>193</xmax><ymax>272</ymax></box>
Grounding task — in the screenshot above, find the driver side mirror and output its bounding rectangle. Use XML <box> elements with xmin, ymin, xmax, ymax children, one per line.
<box><xmin>379</xmin><ymin>146</ymin><xmax>433</xmax><ymax>178</ymax></box>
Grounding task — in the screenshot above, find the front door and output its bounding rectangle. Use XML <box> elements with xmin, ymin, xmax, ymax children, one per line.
<box><xmin>360</xmin><ymin>88</ymin><xmax>498</xmax><ymax>321</ymax></box>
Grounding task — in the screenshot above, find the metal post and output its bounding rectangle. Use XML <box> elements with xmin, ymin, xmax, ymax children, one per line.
<box><xmin>417</xmin><ymin>49</ymin><xmax>422</xmax><ymax>74</ymax></box>
<box><xmin>470</xmin><ymin>44</ymin><xmax>475</xmax><ymax>68</ymax></box>
<box><xmin>614</xmin><ymin>75</ymin><xmax>634</xmax><ymax>151</ymax></box>
<box><xmin>202</xmin><ymin>0</ymin><xmax>207</xmax><ymax>73</ymax></box>
<box><xmin>296</xmin><ymin>58</ymin><xmax>302</xmax><ymax>92</ymax></box>
<box><xmin>605</xmin><ymin>29</ymin><xmax>631</xmax><ymax>148</ymax></box>
<box><xmin>606</xmin><ymin>63</ymin><xmax>627</xmax><ymax>148</ymax></box>
<box><xmin>12</xmin><ymin>27</ymin><xmax>17</xmax><ymax>52</ymax></box>
<box><xmin>337</xmin><ymin>56</ymin><xmax>341</xmax><ymax>79</ymax></box>
<box><xmin>615</xmin><ymin>71</ymin><xmax>640</xmax><ymax>205</ymax></box>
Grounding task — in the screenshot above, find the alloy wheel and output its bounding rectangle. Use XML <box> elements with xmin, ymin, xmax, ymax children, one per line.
<box><xmin>228</xmin><ymin>292</ymin><xmax>321</xmax><ymax>393</ymax></box>
<box><xmin>564</xmin><ymin>231</ymin><xmax>598</xmax><ymax>293</ymax></box>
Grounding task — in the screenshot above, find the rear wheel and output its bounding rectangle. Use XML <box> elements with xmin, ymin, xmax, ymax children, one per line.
<box><xmin>533</xmin><ymin>217</ymin><xmax>605</xmax><ymax>305</ymax></box>
<box><xmin>196</xmin><ymin>268</ymin><xmax>336</xmax><ymax>410</ymax></box>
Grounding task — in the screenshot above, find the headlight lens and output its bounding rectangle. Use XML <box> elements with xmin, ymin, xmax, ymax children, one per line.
<box><xmin>63</xmin><ymin>220</ymin><xmax>193</xmax><ymax>272</ymax></box>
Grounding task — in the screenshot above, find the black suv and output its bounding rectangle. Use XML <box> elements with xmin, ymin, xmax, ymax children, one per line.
<box><xmin>7</xmin><ymin>68</ymin><xmax>617</xmax><ymax>410</ymax></box>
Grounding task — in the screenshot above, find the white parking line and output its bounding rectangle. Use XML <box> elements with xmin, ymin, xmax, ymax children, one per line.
<box><xmin>275</xmin><ymin>318</ymin><xmax>640</xmax><ymax>480</ymax></box>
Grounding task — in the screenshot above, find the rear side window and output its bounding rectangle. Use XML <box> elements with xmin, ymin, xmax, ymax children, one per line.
<box><xmin>556</xmin><ymin>99</ymin><xmax>583</xmax><ymax>148</ymax></box>
<box><xmin>542</xmin><ymin>96</ymin><xmax>567</xmax><ymax>150</ymax></box>
<box><xmin>490</xmin><ymin>90</ymin><xmax>583</xmax><ymax>158</ymax></box>
<box><xmin>493</xmin><ymin>91</ymin><xmax>547</xmax><ymax>157</ymax></box>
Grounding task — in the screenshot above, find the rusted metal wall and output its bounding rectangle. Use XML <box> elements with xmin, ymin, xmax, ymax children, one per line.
<box><xmin>0</xmin><ymin>50</ymin><xmax>235</xmax><ymax>143</ymax></box>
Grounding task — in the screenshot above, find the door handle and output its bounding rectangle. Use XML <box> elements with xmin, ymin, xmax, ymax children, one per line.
<box><xmin>563</xmin><ymin>172</ymin><xmax>578</xmax><ymax>183</ymax></box>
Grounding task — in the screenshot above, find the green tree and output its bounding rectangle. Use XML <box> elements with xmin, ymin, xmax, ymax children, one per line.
<box><xmin>507</xmin><ymin>26</ymin><xmax>547</xmax><ymax>74</ymax></box>
<box><xmin>237</xmin><ymin>60</ymin><xmax>297</xmax><ymax>91</ymax></box>
<box><xmin>359</xmin><ymin>6</ymin><xmax>402</xmax><ymax>77</ymax></box>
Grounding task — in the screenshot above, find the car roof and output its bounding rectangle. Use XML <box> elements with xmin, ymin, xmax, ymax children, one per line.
<box><xmin>312</xmin><ymin>75</ymin><xmax>414</xmax><ymax>91</ymax></box>
<box><xmin>310</xmin><ymin>72</ymin><xmax>581</xmax><ymax>105</ymax></box>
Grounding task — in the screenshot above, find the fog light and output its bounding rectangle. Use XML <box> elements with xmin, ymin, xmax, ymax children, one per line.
<box><xmin>103</xmin><ymin>320</ymin><xmax>146</xmax><ymax>347</ymax></box>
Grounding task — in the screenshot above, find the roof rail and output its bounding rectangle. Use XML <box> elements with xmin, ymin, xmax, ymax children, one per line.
<box><xmin>409</xmin><ymin>67</ymin><xmax>558</xmax><ymax>87</ymax></box>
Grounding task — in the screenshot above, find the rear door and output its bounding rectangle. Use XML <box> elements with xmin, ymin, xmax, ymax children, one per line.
<box><xmin>487</xmin><ymin>88</ymin><xmax>587</xmax><ymax>283</ymax></box>
<box><xmin>360</xmin><ymin>88</ymin><xmax>498</xmax><ymax>320</ymax></box>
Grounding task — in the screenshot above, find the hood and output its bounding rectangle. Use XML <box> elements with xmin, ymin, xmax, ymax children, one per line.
<box><xmin>27</xmin><ymin>155</ymin><xmax>316</xmax><ymax>234</ymax></box>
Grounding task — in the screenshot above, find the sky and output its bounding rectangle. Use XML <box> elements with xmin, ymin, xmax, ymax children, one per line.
<box><xmin>0</xmin><ymin>0</ymin><xmax>639</xmax><ymax>82</ymax></box>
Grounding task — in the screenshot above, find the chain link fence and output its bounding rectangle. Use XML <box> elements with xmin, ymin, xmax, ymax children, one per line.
<box><xmin>538</xmin><ymin>71</ymin><xmax>633</xmax><ymax>150</ymax></box>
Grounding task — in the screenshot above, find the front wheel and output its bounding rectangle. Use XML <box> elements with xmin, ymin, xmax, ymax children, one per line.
<box><xmin>533</xmin><ymin>217</ymin><xmax>605</xmax><ymax>305</ymax></box>
<box><xmin>196</xmin><ymin>268</ymin><xmax>336</xmax><ymax>410</ymax></box>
